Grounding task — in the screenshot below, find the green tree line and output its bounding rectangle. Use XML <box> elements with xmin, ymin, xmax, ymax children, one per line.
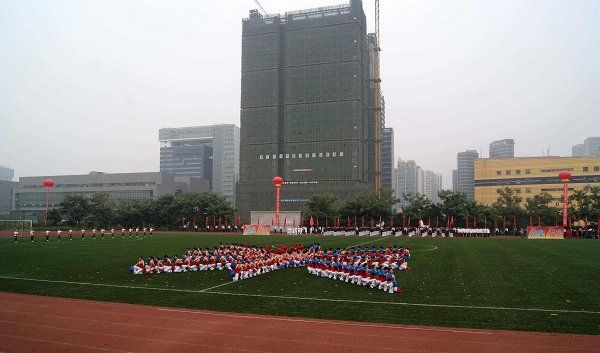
<box><xmin>47</xmin><ymin>192</ymin><xmax>235</xmax><ymax>229</ymax></box>
<box><xmin>302</xmin><ymin>187</ymin><xmax>600</xmax><ymax>229</ymax></box>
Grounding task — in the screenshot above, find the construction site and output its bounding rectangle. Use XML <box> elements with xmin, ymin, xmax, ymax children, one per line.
<box><xmin>237</xmin><ymin>0</ymin><xmax>388</xmax><ymax>219</ymax></box>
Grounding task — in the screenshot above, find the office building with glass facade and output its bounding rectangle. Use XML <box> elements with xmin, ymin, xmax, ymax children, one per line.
<box><xmin>237</xmin><ymin>1</ymin><xmax>374</xmax><ymax>219</ymax></box>
<box><xmin>489</xmin><ymin>139</ymin><xmax>515</xmax><ymax>158</ymax></box>
<box><xmin>457</xmin><ymin>150</ymin><xmax>479</xmax><ymax>200</ymax></box>
<box><xmin>159</xmin><ymin>124</ymin><xmax>240</xmax><ymax>206</ymax></box>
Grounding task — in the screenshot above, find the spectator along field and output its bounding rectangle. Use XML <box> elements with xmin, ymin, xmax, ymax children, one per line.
<box><xmin>0</xmin><ymin>233</ymin><xmax>598</xmax><ymax>335</ymax></box>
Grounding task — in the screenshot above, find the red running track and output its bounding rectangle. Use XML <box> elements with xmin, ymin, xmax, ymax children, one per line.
<box><xmin>0</xmin><ymin>292</ymin><xmax>598</xmax><ymax>353</ymax></box>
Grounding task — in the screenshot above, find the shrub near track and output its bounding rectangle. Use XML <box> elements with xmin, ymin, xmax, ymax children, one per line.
<box><xmin>0</xmin><ymin>233</ymin><xmax>598</xmax><ymax>334</ymax></box>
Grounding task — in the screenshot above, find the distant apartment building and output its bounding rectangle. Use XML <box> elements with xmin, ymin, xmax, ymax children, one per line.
<box><xmin>424</xmin><ymin>170</ymin><xmax>442</xmax><ymax>204</ymax></box>
<box><xmin>489</xmin><ymin>139</ymin><xmax>515</xmax><ymax>158</ymax></box>
<box><xmin>159</xmin><ymin>124</ymin><xmax>240</xmax><ymax>206</ymax></box>
<box><xmin>457</xmin><ymin>150</ymin><xmax>479</xmax><ymax>200</ymax></box>
<box><xmin>572</xmin><ymin>137</ymin><xmax>600</xmax><ymax>157</ymax></box>
<box><xmin>0</xmin><ymin>180</ymin><xmax>17</xmax><ymax>214</ymax></box>
<box><xmin>474</xmin><ymin>156</ymin><xmax>600</xmax><ymax>206</ymax></box>
<box><xmin>452</xmin><ymin>169</ymin><xmax>458</xmax><ymax>192</ymax></box>
<box><xmin>381</xmin><ymin>127</ymin><xmax>394</xmax><ymax>190</ymax></box>
<box><xmin>12</xmin><ymin>172</ymin><xmax>208</xmax><ymax>214</ymax></box>
<box><xmin>0</xmin><ymin>166</ymin><xmax>14</xmax><ymax>181</ymax></box>
<box><xmin>394</xmin><ymin>160</ymin><xmax>419</xmax><ymax>209</ymax></box>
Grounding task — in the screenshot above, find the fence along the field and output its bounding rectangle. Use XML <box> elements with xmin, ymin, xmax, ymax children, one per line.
<box><xmin>0</xmin><ymin>220</ymin><xmax>33</xmax><ymax>232</ymax></box>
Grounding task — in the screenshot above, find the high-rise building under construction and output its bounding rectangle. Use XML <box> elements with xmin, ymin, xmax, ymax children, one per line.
<box><xmin>237</xmin><ymin>0</ymin><xmax>377</xmax><ymax>219</ymax></box>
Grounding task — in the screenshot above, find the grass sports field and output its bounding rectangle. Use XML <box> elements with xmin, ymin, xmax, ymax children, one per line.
<box><xmin>0</xmin><ymin>233</ymin><xmax>598</xmax><ymax>335</ymax></box>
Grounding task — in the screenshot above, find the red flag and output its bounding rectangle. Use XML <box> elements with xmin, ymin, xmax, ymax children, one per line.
<box><xmin>584</xmin><ymin>216</ymin><xmax>588</xmax><ymax>228</ymax></box>
<box><xmin>502</xmin><ymin>216</ymin><xmax>506</xmax><ymax>230</ymax></box>
<box><xmin>538</xmin><ymin>215</ymin><xmax>541</xmax><ymax>227</ymax></box>
<box><xmin>435</xmin><ymin>215</ymin><xmax>439</xmax><ymax>228</ymax></box>
<box><xmin>309</xmin><ymin>216</ymin><xmax>314</xmax><ymax>227</ymax></box>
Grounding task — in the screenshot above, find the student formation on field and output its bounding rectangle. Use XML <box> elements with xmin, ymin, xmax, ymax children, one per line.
<box><xmin>12</xmin><ymin>227</ymin><xmax>153</xmax><ymax>242</ymax></box>
<box><xmin>130</xmin><ymin>243</ymin><xmax>412</xmax><ymax>294</ymax></box>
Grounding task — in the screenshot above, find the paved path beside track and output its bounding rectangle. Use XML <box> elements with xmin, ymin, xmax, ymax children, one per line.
<box><xmin>0</xmin><ymin>292</ymin><xmax>598</xmax><ymax>353</ymax></box>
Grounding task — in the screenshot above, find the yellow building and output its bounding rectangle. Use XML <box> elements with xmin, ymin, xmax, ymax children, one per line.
<box><xmin>474</xmin><ymin>156</ymin><xmax>600</xmax><ymax>206</ymax></box>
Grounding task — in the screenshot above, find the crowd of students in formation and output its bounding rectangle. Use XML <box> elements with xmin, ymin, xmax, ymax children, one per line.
<box><xmin>279</xmin><ymin>226</ymin><xmax>600</xmax><ymax>238</ymax></box>
<box><xmin>12</xmin><ymin>227</ymin><xmax>153</xmax><ymax>242</ymax></box>
<box><xmin>129</xmin><ymin>243</ymin><xmax>412</xmax><ymax>294</ymax></box>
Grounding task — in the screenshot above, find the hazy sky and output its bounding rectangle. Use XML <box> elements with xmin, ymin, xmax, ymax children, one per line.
<box><xmin>1</xmin><ymin>0</ymin><xmax>599</xmax><ymax>188</ymax></box>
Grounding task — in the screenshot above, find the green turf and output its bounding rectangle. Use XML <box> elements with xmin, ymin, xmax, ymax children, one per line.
<box><xmin>0</xmin><ymin>233</ymin><xmax>599</xmax><ymax>334</ymax></box>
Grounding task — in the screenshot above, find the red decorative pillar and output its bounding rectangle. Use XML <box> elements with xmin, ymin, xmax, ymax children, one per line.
<box><xmin>273</xmin><ymin>176</ymin><xmax>284</xmax><ymax>226</ymax></box>
<box><xmin>43</xmin><ymin>179</ymin><xmax>55</xmax><ymax>226</ymax></box>
<box><xmin>559</xmin><ymin>171</ymin><xmax>571</xmax><ymax>227</ymax></box>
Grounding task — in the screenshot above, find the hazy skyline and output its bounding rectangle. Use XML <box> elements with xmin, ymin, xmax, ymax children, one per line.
<box><xmin>2</xmin><ymin>0</ymin><xmax>599</xmax><ymax>188</ymax></box>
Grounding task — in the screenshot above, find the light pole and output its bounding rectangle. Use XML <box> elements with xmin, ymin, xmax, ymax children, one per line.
<box><xmin>43</xmin><ymin>179</ymin><xmax>54</xmax><ymax>226</ymax></box>
<box><xmin>273</xmin><ymin>176</ymin><xmax>283</xmax><ymax>227</ymax></box>
<box><xmin>559</xmin><ymin>170</ymin><xmax>571</xmax><ymax>227</ymax></box>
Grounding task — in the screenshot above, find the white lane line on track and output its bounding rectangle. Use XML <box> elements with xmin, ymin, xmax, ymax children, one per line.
<box><xmin>155</xmin><ymin>308</ymin><xmax>493</xmax><ymax>335</ymax></box>
<box><xmin>0</xmin><ymin>333</ymin><xmax>134</xmax><ymax>353</ymax></box>
<box><xmin>1</xmin><ymin>275</ymin><xmax>599</xmax><ymax>315</ymax></box>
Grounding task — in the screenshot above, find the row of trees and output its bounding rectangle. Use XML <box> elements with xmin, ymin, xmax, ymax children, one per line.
<box><xmin>302</xmin><ymin>187</ymin><xmax>600</xmax><ymax>229</ymax></box>
<box><xmin>50</xmin><ymin>192</ymin><xmax>235</xmax><ymax>229</ymax></box>
<box><xmin>33</xmin><ymin>185</ymin><xmax>600</xmax><ymax>229</ymax></box>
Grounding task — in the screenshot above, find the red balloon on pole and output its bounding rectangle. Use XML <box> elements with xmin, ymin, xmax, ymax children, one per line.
<box><xmin>559</xmin><ymin>171</ymin><xmax>571</xmax><ymax>227</ymax></box>
<box><xmin>273</xmin><ymin>176</ymin><xmax>283</xmax><ymax>186</ymax></box>
<box><xmin>43</xmin><ymin>179</ymin><xmax>55</xmax><ymax>226</ymax></box>
<box><xmin>273</xmin><ymin>176</ymin><xmax>284</xmax><ymax>228</ymax></box>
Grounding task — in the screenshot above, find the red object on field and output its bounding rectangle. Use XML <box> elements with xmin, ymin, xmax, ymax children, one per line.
<box><xmin>309</xmin><ymin>216</ymin><xmax>314</xmax><ymax>227</ymax></box>
<box><xmin>43</xmin><ymin>179</ymin><xmax>55</xmax><ymax>188</ymax></box>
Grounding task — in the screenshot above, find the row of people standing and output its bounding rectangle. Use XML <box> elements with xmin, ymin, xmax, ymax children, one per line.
<box><xmin>13</xmin><ymin>227</ymin><xmax>153</xmax><ymax>242</ymax></box>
